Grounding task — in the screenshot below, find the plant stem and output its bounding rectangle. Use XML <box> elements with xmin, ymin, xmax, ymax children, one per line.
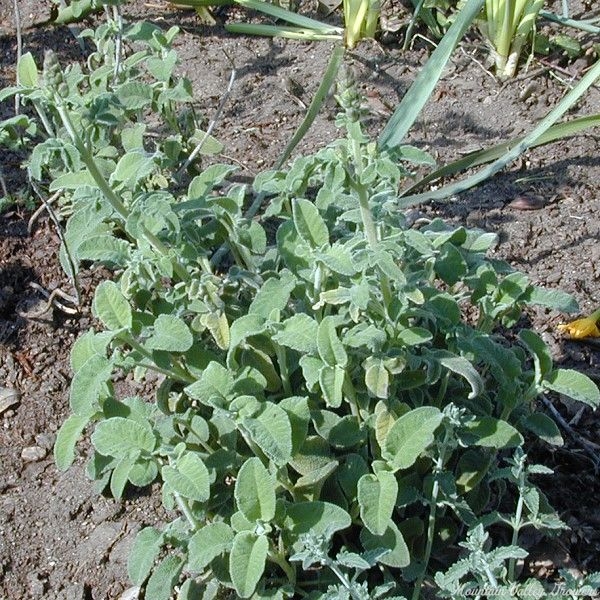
<box><xmin>508</xmin><ymin>475</ymin><xmax>525</xmax><ymax>581</ymax></box>
<box><xmin>274</xmin><ymin>343</ymin><xmax>292</xmax><ymax>396</ymax></box>
<box><xmin>412</xmin><ymin>425</ymin><xmax>452</xmax><ymax>600</ymax></box>
<box><xmin>54</xmin><ymin>98</ymin><xmax>190</xmax><ymax>282</ymax></box>
<box><xmin>174</xmin><ymin>491</ymin><xmax>201</xmax><ymax>530</ymax></box>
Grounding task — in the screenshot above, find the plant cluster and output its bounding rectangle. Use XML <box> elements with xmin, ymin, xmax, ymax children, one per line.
<box><xmin>2</xmin><ymin>8</ymin><xmax>600</xmax><ymax>600</ymax></box>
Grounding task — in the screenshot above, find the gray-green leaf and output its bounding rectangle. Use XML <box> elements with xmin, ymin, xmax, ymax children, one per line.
<box><xmin>383</xmin><ymin>407</ymin><xmax>443</xmax><ymax>470</ymax></box>
<box><xmin>128</xmin><ymin>526</ymin><xmax>163</xmax><ymax>585</ymax></box>
<box><xmin>292</xmin><ymin>198</ymin><xmax>329</xmax><ymax>248</ymax></box>
<box><xmin>229</xmin><ymin>532</ymin><xmax>268</xmax><ymax>598</ymax></box>
<box><xmin>146</xmin><ymin>314</ymin><xmax>193</xmax><ymax>352</ymax></box>
<box><xmin>92</xmin><ymin>280</ymin><xmax>132</xmax><ymax>330</ymax></box>
<box><xmin>543</xmin><ymin>369</ymin><xmax>600</xmax><ymax>408</ymax></box>
<box><xmin>92</xmin><ymin>417</ymin><xmax>156</xmax><ymax>458</ymax></box>
<box><xmin>161</xmin><ymin>453</ymin><xmax>210</xmax><ymax>503</ymax></box>
<box><xmin>188</xmin><ymin>522</ymin><xmax>234</xmax><ymax>572</ymax></box>
<box><xmin>235</xmin><ymin>457</ymin><xmax>276</xmax><ymax>522</ymax></box>
<box><xmin>358</xmin><ymin>471</ymin><xmax>398</xmax><ymax>536</ymax></box>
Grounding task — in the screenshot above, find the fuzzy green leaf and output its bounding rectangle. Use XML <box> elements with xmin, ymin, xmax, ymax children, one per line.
<box><xmin>229</xmin><ymin>532</ymin><xmax>268</xmax><ymax>598</ymax></box>
<box><xmin>69</xmin><ymin>354</ymin><xmax>112</xmax><ymax>417</ymax></box>
<box><xmin>17</xmin><ymin>52</ymin><xmax>38</xmax><ymax>88</ymax></box>
<box><xmin>188</xmin><ymin>522</ymin><xmax>235</xmax><ymax>572</ymax></box>
<box><xmin>243</xmin><ymin>402</ymin><xmax>293</xmax><ymax>465</ymax></box>
<box><xmin>92</xmin><ymin>417</ymin><xmax>156</xmax><ymax>458</ymax></box>
<box><xmin>146</xmin><ymin>314</ymin><xmax>193</xmax><ymax>352</ymax></box>
<box><xmin>162</xmin><ymin>453</ymin><xmax>210</xmax><ymax>503</ymax></box>
<box><xmin>272</xmin><ymin>314</ymin><xmax>319</xmax><ymax>354</ymax></box>
<box><xmin>235</xmin><ymin>457</ymin><xmax>276</xmax><ymax>522</ymax></box>
<box><xmin>360</xmin><ymin>521</ymin><xmax>410</xmax><ymax>568</ymax></box>
<box><xmin>319</xmin><ymin>365</ymin><xmax>345</xmax><ymax>408</ymax></box>
<box><xmin>54</xmin><ymin>413</ymin><xmax>90</xmax><ymax>470</ymax></box>
<box><xmin>249</xmin><ymin>271</ymin><xmax>296</xmax><ymax>318</ymax></box>
<box><xmin>543</xmin><ymin>369</ymin><xmax>600</xmax><ymax>408</ymax></box>
<box><xmin>464</xmin><ymin>417</ymin><xmax>523</xmax><ymax>448</ymax></box>
<box><xmin>92</xmin><ymin>280</ymin><xmax>132</xmax><ymax>330</ymax></box>
<box><xmin>358</xmin><ymin>471</ymin><xmax>399</xmax><ymax>535</ymax></box>
<box><xmin>110</xmin><ymin>151</ymin><xmax>155</xmax><ymax>187</ymax></box>
<box><xmin>317</xmin><ymin>316</ymin><xmax>348</xmax><ymax>367</ymax></box>
<box><xmin>145</xmin><ymin>555</ymin><xmax>184</xmax><ymax>600</ymax></box>
<box><xmin>521</xmin><ymin>413</ymin><xmax>563</xmax><ymax>446</ymax></box>
<box><xmin>284</xmin><ymin>501</ymin><xmax>352</xmax><ymax>537</ymax></box>
<box><xmin>128</xmin><ymin>526</ymin><xmax>163</xmax><ymax>585</ymax></box>
<box><xmin>364</xmin><ymin>358</ymin><xmax>390</xmax><ymax>399</ymax></box>
<box><xmin>292</xmin><ymin>198</ymin><xmax>329</xmax><ymax>248</ymax></box>
<box><xmin>438</xmin><ymin>354</ymin><xmax>483</xmax><ymax>399</ymax></box>
<box><xmin>383</xmin><ymin>407</ymin><xmax>443</xmax><ymax>470</ymax></box>
<box><xmin>519</xmin><ymin>329</ymin><xmax>553</xmax><ymax>381</ymax></box>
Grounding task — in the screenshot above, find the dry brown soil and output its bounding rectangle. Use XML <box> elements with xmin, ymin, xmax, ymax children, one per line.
<box><xmin>0</xmin><ymin>0</ymin><xmax>599</xmax><ymax>598</ymax></box>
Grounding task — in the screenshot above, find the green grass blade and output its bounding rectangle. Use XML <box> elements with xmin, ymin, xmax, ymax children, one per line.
<box><xmin>234</xmin><ymin>0</ymin><xmax>344</xmax><ymax>34</ymax></box>
<box><xmin>400</xmin><ymin>114</ymin><xmax>600</xmax><ymax>198</ymax></box>
<box><xmin>276</xmin><ymin>44</ymin><xmax>345</xmax><ymax>169</ymax></box>
<box><xmin>397</xmin><ymin>59</ymin><xmax>600</xmax><ymax>207</ymax></box>
<box><xmin>226</xmin><ymin>24</ymin><xmax>342</xmax><ymax>39</ymax></box>
<box><xmin>378</xmin><ymin>0</ymin><xmax>485</xmax><ymax>151</ymax></box>
<box><xmin>539</xmin><ymin>10</ymin><xmax>600</xmax><ymax>33</ymax></box>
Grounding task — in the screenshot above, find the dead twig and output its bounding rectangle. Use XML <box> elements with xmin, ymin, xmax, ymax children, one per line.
<box><xmin>18</xmin><ymin>282</ymin><xmax>79</xmax><ymax>318</ymax></box>
<box><xmin>13</xmin><ymin>0</ymin><xmax>22</xmax><ymax>114</ymax></box>
<box><xmin>29</xmin><ymin>181</ymin><xmax>82</xmax><ymax>307</ymax></box>
<box><xmin>541</xmin><ymin>394</ymin><xmax>600</xmax><ymax>471</ymax></box>
<box><xmin>176</xmin><ymin>52</ymin><xmax>236</xmax><ymax>179</ymax></box>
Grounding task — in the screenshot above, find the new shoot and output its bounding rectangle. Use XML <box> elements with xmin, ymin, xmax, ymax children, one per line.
<box><xmin>481</xmin><ymin>0</ymin><xmax>545</xmax><ymax>78</ymax></box>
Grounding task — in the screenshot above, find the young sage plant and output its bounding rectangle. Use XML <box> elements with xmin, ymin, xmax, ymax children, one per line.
<box><xmin>2</xmin><ymin>14</ymin><xmax>599</xmax><ymax>600</ymax></box>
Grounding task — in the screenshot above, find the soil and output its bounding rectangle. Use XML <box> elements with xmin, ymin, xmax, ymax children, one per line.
<box><xmin>0</xmin><ymin>0</ymin><xmax>599</xmax><ymax>598</ymax></box>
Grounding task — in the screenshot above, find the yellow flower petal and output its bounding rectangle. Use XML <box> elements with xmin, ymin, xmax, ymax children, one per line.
<box><xmin>557</xmin><ymin>315</ymin><xmax>600</xmax><ymax>339</ymax></box>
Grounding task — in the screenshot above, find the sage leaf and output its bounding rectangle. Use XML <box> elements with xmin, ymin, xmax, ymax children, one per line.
<box><xmin>249</xmin><ymin>271</ymin><xmax>296</xmax><ymax>318</ymax></box>
<box><xmin>243</xmin><ymin>402</ymin><xmax>293</xmax><ymax>465</ymax></box>
<box><xmin>272</xmin><ymin>313</ymin><xmax>319</xmax><ymax>354</ymax></box>
<box><xmin>69</xmin><ymin>354</ymin><xmax>112</xmax><ymax>417</ymax></box>
<box><xmin>92</xmin><ymin>280</ymin><xmax>132</xmax><ymax>330</ymax></box>
<box><xmin>145</xmin><ymin>555</ymin><xmax>184</xmax><ymax>600</ymax></box>
<box><xmin>54</xmin><ymin>413</ymin><xmax>90</xmax><ymax>470</ymax></box>
<box><xmin>110</xmin><ymin>151</ymin><xmax>155</xmax><ymax>187</ymax></box>
<box><xmin>438</xmin><ymin>354</ymin><xmax>483</xmax><ymax>399</ymax></box>
<box><xmin>92</xmin><ymin>417</ymin><xmax>156</xmax><ymax>458</ymax></box>
<box><xmin>161</xmin><ymin>453</ymin><xmax>210</xmax><ymax>503</ymax></box>
<box><xmin>319</xmin><ymin>365</ymin><xmax>345</xmax><ymax>408</ymax></box>
<box><xmin>543</xmin><ymin>369</ymin><xmax>600</xmax><ymax>408</ymax></box>
<box><xmin>360</xmin><ymin>521</ymin><xmax>410</xmax><ymax>568</ymax></box>
<box><xmin>188</xmin><ymin>522</ymin><xmax>234</xmax><ymax>572</ymax></box>
<box><xmin>17</xmin><ymin>52</ymin><xmax>38</xmax><ymax>88</ymax></box>
<box><xmin>128</xmin><ymin>526</ymin><xmax>163</xmax><ymax>585</ymax></box>
<box><xmin>146</xmin><ymin>314</ymin><xmax>193</xmax><ymax>352</ymax></box>
<box><xmin>185</xmin><ymin>361</ymin><xmax>234</xmax><ymax>407</ymax></box>
<box><xmin>464</xmin><ymin>417</ymin><xmax>523</xmax><ymax>448</ymax></box>
<box><xmin>364</xmin><ymin>358</ymin><xmax>390</xmax><ymax>399</ymax></box>
<box><xmin>521</xmin><ymin>413</ymin><xmax>563</xmax><ymax>446</ymax></box>
<box><xmin>317</xmin><ymin>316</ymin><xmax>348</xmax><ymax>368</ymax></box>
<box><xmin>519</xmin><ymin>329</ymin><xmax>553</xmax><ymax>382</ymax></box>
<box><xmin>229</xmin><ymin>532</ymin><xmax>268</xmax><ymax>598</ymax></box>
<box><xmin>383</xmin><ymin>407</ymin><xmax>443</xmax><ymax>470</ymax></box>
<box><xmin>292</xmin><ymin>198</ymin><xmax>329</xmax><ymax>248</ymax></box>
<box><xmin>358</xmin><ymin>471</ymin><xmax>399</xmax><ymax>536</ymax></box>
<box><xmin>235</xmin><ymin>457</ymin><xmax>276</xmax><ymax>522</ymax></box>
<box><xmin>110</xmin><ymin>451</ymin><xmax>139</xmax><ymax>499</ymax></box>
<box><xmin>284</xmin><ymin>501</ymin><xmax>351</xmax><ymax>537</ymax></box>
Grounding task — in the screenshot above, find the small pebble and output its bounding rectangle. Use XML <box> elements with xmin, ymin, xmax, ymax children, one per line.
<box><xmin>507</xmin><ymin>195</ymin><xmax>546</xmax><ymax>210</ymax></box>
<box><xmin>0</xmin><ymin>387</ymin><xmax>20</xmax><ymax>414</ymax></box>
<box><xmin>21</xmin><ymin>446</ymin><xmax>47</xmax><ymax>462</ymax></box>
